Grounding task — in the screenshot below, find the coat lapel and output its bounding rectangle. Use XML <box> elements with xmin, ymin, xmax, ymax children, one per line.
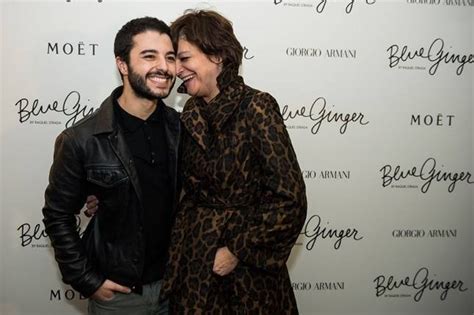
<box><xmin>213</xmin><ymin>81</ymin><xmax>245</xmax><ymax>132</ymax></box>
<box><xmin>180</xmin><ymin>98</ymin><xmax>210</xmax><ymax>151</ymax></box>
<box><xmin>179</xmin><ymin>66</ymin><xmax>246</xmax><ymax>151</ymax></box>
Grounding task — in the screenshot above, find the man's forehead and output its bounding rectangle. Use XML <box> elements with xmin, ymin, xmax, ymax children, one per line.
<box><xmin>131</xmin><ymin>31</ymin><xmax>174</xmax><ymax>52</ymax></box>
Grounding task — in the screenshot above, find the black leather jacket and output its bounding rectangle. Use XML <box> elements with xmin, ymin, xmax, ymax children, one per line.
<box><xmin>42</xmin><ymin>87</ymin><xmax>181</xmax><ymax>297</ymax></box>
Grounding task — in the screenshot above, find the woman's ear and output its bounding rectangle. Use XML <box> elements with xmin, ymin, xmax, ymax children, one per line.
<box><xmin>209</xmin><ymin>55</ymin><xmax>223</xmax><ymax>65</ymax></box>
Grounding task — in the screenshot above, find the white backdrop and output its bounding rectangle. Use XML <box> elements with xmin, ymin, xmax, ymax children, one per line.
<box><xmin>1</xmin><ymin>0</ymin><xmax>473</xmax><ymax>314</ymax></box>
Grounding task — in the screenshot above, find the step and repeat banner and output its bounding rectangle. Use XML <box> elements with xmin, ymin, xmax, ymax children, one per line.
<box><xmin>1</xmin><ymin>0</ymin><xmax>473</xmax><ymax>314</ymax></box>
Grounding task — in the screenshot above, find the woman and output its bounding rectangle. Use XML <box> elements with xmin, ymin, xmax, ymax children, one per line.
<box><xmin>161</xmin><ymin>9</ymin><xmax>307</xmax><ymax>314</ymax></box>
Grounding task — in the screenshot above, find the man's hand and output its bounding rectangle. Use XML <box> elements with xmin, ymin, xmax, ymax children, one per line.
<box><xmin>91</xmin><ymin>279</ymin><xmax>131</xmax><ymax>301</ymax></box>
<box><xmin>212</xmin><ymin>246</ymin><xmax>239</xmax><ymax>276</ymax></box>
<box><xmin>84</xmin><ymin>195</ymin><xmax>99</xmax><ymax>217</ymax></box>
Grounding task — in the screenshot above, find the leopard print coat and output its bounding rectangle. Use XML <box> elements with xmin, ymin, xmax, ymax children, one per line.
<box><xmin>161</xmin><ymin>67</ymin><xmax>307</xmax><ymax>314</ymax></box>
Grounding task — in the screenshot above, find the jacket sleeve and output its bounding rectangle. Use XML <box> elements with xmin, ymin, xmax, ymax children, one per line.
<box><xmin>42</xmin><ymin>130</ymin><xmax>105</xmax><ymax>297</ymax></box>
<box><xmin>225</xmin><ymin>91</ymin><xmax>307</xmax><ymax>271</ymax></box>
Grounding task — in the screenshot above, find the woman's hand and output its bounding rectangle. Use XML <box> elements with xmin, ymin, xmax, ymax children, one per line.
<box><xmin>213</xmin><ymin>246</ymin><xmax>239</xmax><ymax>276</ymax></box>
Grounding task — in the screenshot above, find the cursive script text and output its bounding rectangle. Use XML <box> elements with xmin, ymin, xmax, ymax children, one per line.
<box><xmin>18</xmin><ymin>216</ymin><xmax>85</xmax><ymax>247</ymax></box>
<box><xmin>380</xmin><ymin>157</ymin><xmax>473</xmax><ymax>193</ymax></box>
<box><xmin>387</xmin><ymin>38</ymin><xmax>474</xmax><ymax>75</ymax></box>
<box><xmin>15</xmin><ymin>91</ymin><xmax>96</xmax><ymax>128</ymax></box>
<box><xmin>274</xmin><ymin>0</ymin><xmax>376</xmax><ymax>13</ymax></box>
<box><xmin>281</xmin><ymin>97</ymin><xmax>369</xmax><ymax>134</ymax></box>
<box><xmin>301</xmin><ymin>214</ymin><xmax>363</xmax><ymax>250</ymax></box>
<box><xmin>374</xmin><ymin>267</ymin><xmax>468</xmax><ymax>302</ymax></box>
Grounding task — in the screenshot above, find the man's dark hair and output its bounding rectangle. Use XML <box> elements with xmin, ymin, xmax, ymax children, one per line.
<box><xmin>114</xmin><ymin>17</ymin><xmax>171</xmax><ymax>64</ymax></box>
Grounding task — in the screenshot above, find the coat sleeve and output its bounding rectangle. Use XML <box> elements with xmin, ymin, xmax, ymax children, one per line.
<box><xmin>225</xmin><ymin>91</ymin><xmax>307</xmax><ymax>271</ymax></box>
<box><xmin>42</xmin><ymin>130</ymin><xmax>105</xmax><ymax>297</ymax></box>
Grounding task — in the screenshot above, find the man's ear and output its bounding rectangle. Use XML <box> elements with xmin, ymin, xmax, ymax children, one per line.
<box><xmin>116</xmin><ymin>57</ymin><xmax>128</xmax><ymax>76</ymax></box>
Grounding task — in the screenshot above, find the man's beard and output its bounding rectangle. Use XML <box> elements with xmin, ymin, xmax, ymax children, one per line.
<box><xmin>128</xmin><ymin>67</ymin><xmax>174</xmax><ymax>100</ymax></box>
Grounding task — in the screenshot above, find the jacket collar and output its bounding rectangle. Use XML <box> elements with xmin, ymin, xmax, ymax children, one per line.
<box><xmin>92</xmin><ymin>86</ymin><xmax>180</xmax><ymax>136</ymax></box>
<box><xmin>90</xmin><ymin>86</ymin><xmax>181</xmax><ymax>207</ymax></box>
<box><xmin>92</xmin><ymin>86</ymin><xmax>122</xmax><ymax>135</ymax></box>
<box><xmin>180</xmin><ymin>65</ymin><xmax>246</xmax><ymax>151</ymax></box>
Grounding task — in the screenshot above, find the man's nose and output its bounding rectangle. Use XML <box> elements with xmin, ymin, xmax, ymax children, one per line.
<box><xmin>154</xmin><ymin>55</ymin><xmax>169</xmax><ymax>72</ymax></box>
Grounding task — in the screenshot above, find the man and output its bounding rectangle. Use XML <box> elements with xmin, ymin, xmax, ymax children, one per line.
<box><xmin>42</xmin><ymin>17</ymin><xmax>179</xmax><ymax>314</ymax></box>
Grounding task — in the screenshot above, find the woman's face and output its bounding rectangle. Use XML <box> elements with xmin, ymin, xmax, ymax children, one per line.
<box><xmin>176</xmin><ymin>39</ymin><xmax>223</xmax><ymax>103</ymax></box>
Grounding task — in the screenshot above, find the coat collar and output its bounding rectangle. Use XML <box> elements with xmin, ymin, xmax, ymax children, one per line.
<box><xmin>180</xmin><ymin>65</ymin><xmax>246</xmax><ymax>151</ymax></box>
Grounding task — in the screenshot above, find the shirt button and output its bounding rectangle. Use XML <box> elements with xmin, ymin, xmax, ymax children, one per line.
<box><xmin>147</xmin><ymin>136</ymin><xmax>151</xmax><ymax>141</ymax></box>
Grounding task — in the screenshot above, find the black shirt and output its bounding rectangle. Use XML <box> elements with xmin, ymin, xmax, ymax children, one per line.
<box><xmin>114</xmin><ymin>98</ymin><xmax>172</xmax><ymax>283</ymax></box>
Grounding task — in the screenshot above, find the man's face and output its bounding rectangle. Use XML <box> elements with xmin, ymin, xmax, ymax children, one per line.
<box><xmin>122</xmin><ymin>30</ymin><xmax>176</xmax><ymax>100</ymax></box>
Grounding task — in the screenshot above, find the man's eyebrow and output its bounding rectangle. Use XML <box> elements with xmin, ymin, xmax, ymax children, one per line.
<box><xmin>139</xmin><ymin>49</ymin><xmax>158</xmax><ymax>55</ymax></box>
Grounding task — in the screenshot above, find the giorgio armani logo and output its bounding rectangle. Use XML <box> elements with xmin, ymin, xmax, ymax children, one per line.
<box><xmin>281</xmin><ymin>97</ymin><xmax>369</xmax><ymax>135</ymax></box>
<box><xmin>296</xmin><ymin>214</ymin><xmax>363</xmax><ymax>250</ymax></box>
<box><xmin>14</xmin><ymin>91</ymin><xmax>96</xmax><ymax>128</ymax></box>
<box><xmin>410</xmin><ymin>113</ymin><xmax>454</xmax><ymax>126</ymax></box>
<box><xmin>286</xmin><ymin>47</ymin><xmax>356</xmax><ymax>58</ymax></box>
<box><xmin>292</xmin><ymin>281</ymin><xmax>345</xmax><ymax>291</ymax></box>
<box><xmin>406</xmin><ymin>0</ymin><xmax>473</xmax><ymax>6</ymax></box>
<box><xmin>392</xmin><ymin>229</ymin><xmax>457</xmax><ymax>238</ymax></box>
<box><xmin>387</xmin><ymin>38</ymin><xmax>473</xmax><ymax>75</ymax></box>
<box><xmin>274</xmin><ymin>0</ymin><xmax>376</xmax><ymax>13</ymax></box>
<box><xmin>286</xmin><ymin>47</ymin><xmax>321</xmax><ymax>57</ymax></box>
<box><xmin>47</xmin><ymin>42</ymin><xmax>99</xmax><ymax>56</ymax></box>
<box><xmin>302</xmin><ymin>170</ymin><xmax>351</xmax><ymax>180</ymax></box>
<box><xmin>373</xmin><ymin>267</ymin><xmax>468</xmax><ymax>302</ymax></box>
<box><xmin>379</xmin><ymin>157</ymin><xmax>473</xmax><ymax>193</ymax></box>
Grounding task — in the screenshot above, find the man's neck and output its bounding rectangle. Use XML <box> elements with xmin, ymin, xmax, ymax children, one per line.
<box><xmin>117</xmin><ymin>87</ymin><xmax>158</xmax><ymax>120</ymax></box>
